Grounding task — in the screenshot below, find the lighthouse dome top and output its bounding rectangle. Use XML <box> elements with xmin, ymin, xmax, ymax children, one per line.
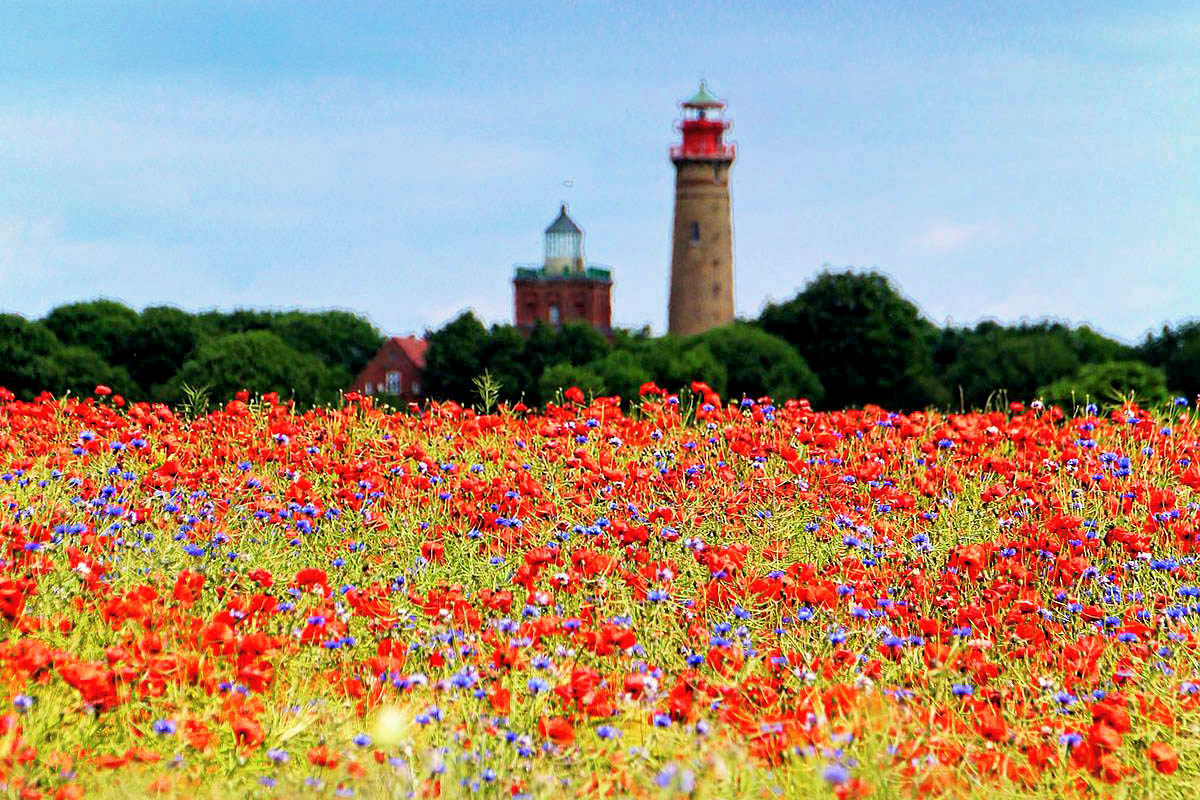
<box><xmin>542</xmin><ymin>203</ymin><xmax>586</xmax><ymax>274</ymax></box>
<box><xmin>682</xmin><ymin>81</ymin><xmax>724</xmax><ymax>109</ymax></box>
<box><xmin>544</xmin><ymin>203</ymin><xmax>583</xmax><ymax>235</ymax></box>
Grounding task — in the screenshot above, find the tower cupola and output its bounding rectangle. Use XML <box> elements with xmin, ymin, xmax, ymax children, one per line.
<box><xmin>514</xmin><ymin>204</ymin><xmax>612</xmax><ymax>333</ymax></box>
<box><xmin>544</xmin><ymin>203</ymin><xmax>585</xmax><ymax>275</ymax></box>
<box><xmin>671</xmin><ymin>81</ymin><xmax>735</xmax><ymax>161</ymax></box>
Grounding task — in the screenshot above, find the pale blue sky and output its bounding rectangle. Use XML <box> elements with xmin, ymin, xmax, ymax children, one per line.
<box><xmin>0</xmin><ymin>1</ymin><xmax>1196</xmax><ymax>341</ymax></box>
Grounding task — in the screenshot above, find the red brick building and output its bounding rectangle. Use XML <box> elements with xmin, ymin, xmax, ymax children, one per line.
<box><xmin>351</xmin><ymin>335</ymin><xmax>427</xmax><ymax>400</ymax></box>
<box><xmin>513</xmin><ymin>204</ymin><xmax>612</xmax><ymax>333</ymax></box>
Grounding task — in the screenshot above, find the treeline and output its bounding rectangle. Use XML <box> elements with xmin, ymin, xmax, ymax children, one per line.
<box><xmin>0</xmin><ymin>301</ymin><xmax>383</xmax><ymax>406</ymax></box>
<box><xmin>4</xmin><ymin>270</ymin><xmax>1199</xmax><ymax>411</ymax></box>
<box><xmin>425</xmin><ymin>270</ymin><xmax>1196</xmax><ymax>410</ymax></box>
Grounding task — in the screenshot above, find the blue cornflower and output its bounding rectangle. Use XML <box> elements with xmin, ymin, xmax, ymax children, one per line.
<box><xmin>449</xmin><ymin>670</ymin><xmax>476</xmax><ymax>689</ymax></box>
<box><xmin>823</xmin><ymin>764</ymin><xmax>850</xmax><ymax>785</ymax></box>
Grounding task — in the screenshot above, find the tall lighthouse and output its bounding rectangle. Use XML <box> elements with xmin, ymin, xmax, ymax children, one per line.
<box><xmin>667</xmin><ymin>81</ymin><xmax>736</xmax><ymax>337</ymax></box>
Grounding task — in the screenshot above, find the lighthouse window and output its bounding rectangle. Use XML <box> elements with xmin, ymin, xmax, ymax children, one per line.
<box><xmin>690</xmin><ymin>222</ymin><xmax>701</xmax><ymax>243</ymax></box>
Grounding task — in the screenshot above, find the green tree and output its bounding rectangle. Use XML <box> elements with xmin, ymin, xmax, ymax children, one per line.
<box><xmin>588</xmin><ymin>350</ymin><xmax>653</xmax><ymax>403</ymax></box>
<box><xmin>694</xmin><ymin>323</ymin><xmax>824</xmax><ymax>404</ymax></box>
<box><xmin>521</xmin><ymin>322</ymin><xmax>561</xmax><ymax>403</ymax></box>
<box><xmin>125</xmin><ymin>306</ymin><xmax>200</xmax><ymax>396</ymax></box>
<box><xmin>195</xmin><ymin>309</ymin><xmax>281</xmax><ymax>338</ymax></box>
<box><xmin>1139</xmin><ymin>322</ymin><xmax>1200</xmax><ymax>397</ymax></box>
<box><xmin>618</xmin><ymin>335</ymin><xmax>728</xmax><ymax>397</ymax></box>
<box><xmin>481</xmin><ymin>325</ymin><xmax>533</xmax><ymax>404</ymax></box>
<box><xmin>943</xmin><ymin>322</ymin><xmax>1081</xmax><ymax>408</ymax></box>
<box><xmin>758</xmin><ymin>269</ymin><xmax>947</xmax><ymax>410</ymax></box>
<box><xmin>1038</xmin><ymin>360</ymin><xmax>1170</xmax><ymax>409</ymax></box>
<box><xmin>932</xmin><ymin>327</ymin><xmax>970</xmax><ymax>380</ymax></box>
<box><xmin>0</xmin><ymin>314</ymin><xmax>61</xmax><ymax>399</ymax></box>
<box><xmin>166</xmin><ymin>331</ymin><xmax>341</xmax><ymax>406</ymax></box>
<box><xmin>667</xmin><ymin>342</ymin><xmax>727</xmax><ymax>396</ymax></box>
<box><xmin>1066</xmin><ymin>325</ymin><xmax>1135</xmax><ymax>364</ymax></box>
<box><xmin>33</xmin><ymin>346</ymin><xmax>140</xmax><ymax>400</ymax></box>
<box><xmin>538</xmin><ymin>361</ymin><xmax>605</xmax><ymax>402</ymax></box>
<box><xmin>423</xmin><ymin>316</ymin><xmax>613</xmax><ymax>406</ymax></box>
<box><xmin>554</xmin><ymin>322</ymin><xmax>609</xmax><ymax>367</ymax></box>
<box><xmin>42</xmin><ymin>300</ymin><xmax>140</xmax><ymax>365</ymax></box>
<box><xmin>271</xmin><ymin>310</ymin><xmax>385</xmax><ymax>377</ymax></box>
<box><xmin>421</xmin><ymin>312</ymin><xmax>490</xmax><ymax>402</ymax></box>
<box><xmin>938</xmin><ymin>322</ymin><xmax>1132</xmax><ymax>410</ymax></box>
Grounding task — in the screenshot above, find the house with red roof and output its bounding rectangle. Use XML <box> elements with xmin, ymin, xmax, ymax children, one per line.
<box><xmin>351</xmin><ymin>335</ymin><xmax>427</xmax><ymax>400</ymax></box>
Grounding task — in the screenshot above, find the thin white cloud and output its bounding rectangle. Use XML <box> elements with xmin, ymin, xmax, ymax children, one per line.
<box><xmin>905</xmin><ymin>222</ymin><xmax>991</xmax><ymax>255</ymax></box>
<box><xmin>0</xmin><ymin>79</ymin><xmax>561</xmax><ymax>327</ymax></box>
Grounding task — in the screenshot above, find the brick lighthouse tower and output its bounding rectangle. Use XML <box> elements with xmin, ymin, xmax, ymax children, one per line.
<box><xmin>668</xmin><ymin>81</ymin><xmax>736</xmax><ymax>336</ymax></box>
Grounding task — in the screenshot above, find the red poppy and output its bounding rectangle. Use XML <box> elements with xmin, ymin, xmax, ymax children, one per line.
<box><xmin>307</xmin><ymin>745</ymin><xmax>340</xmax><ymax>768</ymax></box>
<box><xmin>229</xmin><ymin>715</ymin><xmax>263</xmax><ymax>751</ymax></box>
<box><xmin>1146</xmin><ymin>742</ymin><xmax>1178</xmax><ymax>775</ymax></box>
<box><xmin>537</xmin><ymin>717</ymin><xmax>574</xmax><ymax>747</ymax></box>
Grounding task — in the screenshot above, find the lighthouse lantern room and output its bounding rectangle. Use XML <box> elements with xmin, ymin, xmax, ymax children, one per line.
<box><xmin>669</xmin><ymin>81</ymin><xmax>736</xmax><ymax>162</ymax></box>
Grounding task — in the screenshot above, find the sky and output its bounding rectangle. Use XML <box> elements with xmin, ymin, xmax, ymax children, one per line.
<box><xmin>0</xmin><ymin>0</ymin><xmax>1196</xmax><ymax>343</ymax></box>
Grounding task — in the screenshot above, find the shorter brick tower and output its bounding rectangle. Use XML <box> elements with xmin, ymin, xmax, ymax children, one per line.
<box><xmin>513</xmin><ymin>204</ymin><xmax>612</xmax><ymax>333</ymax></box>
<box><xmin>668</xmin><ymin>82</ymin><xmax>736</xmax><ymax>336</ymax></box>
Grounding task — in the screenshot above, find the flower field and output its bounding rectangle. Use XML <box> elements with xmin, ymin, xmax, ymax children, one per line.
<box><xmin>0</xmin><ymin>383</ymin><xmax>1197</xmax><ymax>799</ymax></box>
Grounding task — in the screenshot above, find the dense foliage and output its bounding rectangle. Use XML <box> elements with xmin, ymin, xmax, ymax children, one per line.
<box><xmin>7</xmin><ymin>270</ymin><xmax>1200</xmax><ymax>412</ymax></box>
<box><xmin>1137</xmin><ymin>322</ymin><xmax>1200</xmax><ymax>398</ymax></box>
<box><xmin>759</xmin><ymin>271</ymin><xmax>946</xmax><ymax>410</ymax></box>
<box><xmin>1039</xmin><ymin>362</ymin><xmax>1170</xmax><ymax>410</ymax></box>
<box><xmin>0</xmin><ymin>388</ymin><xmax>1196</xmax><ymax>798</ymax></box>
<box><xmin>423</xmin><ymin>316</ymin><xmax>823</xmax><ymax>410</ymax></box>
<box><xmin>423</xmin><ymin>270</ymin><xmax>1198</xmax><ymax>412</ymax></box>
<box><xmin>0</xmin><ymin>304</ymin><xmax>384</xmax><ymax>407</ymax></box>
